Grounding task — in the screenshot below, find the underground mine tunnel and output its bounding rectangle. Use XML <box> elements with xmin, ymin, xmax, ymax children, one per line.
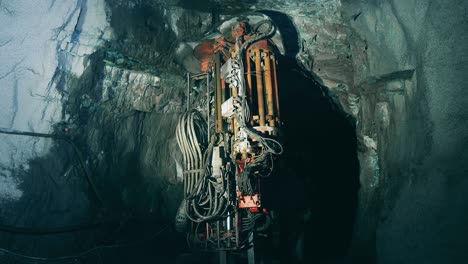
<box><xmin>1</xmin><ymin>0</ymin><xmax>468</xmax><ymax>263</ymax></box>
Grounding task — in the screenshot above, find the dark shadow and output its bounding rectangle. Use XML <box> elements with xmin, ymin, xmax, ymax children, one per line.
<box><xmin>265</xmin><ymin>56</ymin><xmax>360</xmax><ymax>263</ymax></box>
<box><xmin>237</xmin><ymin>10</ymin><xmax>360</xmax><ymax>263</ymax></box>
<box><xmin>258</xmin><ymin>10</ymin><xmax>300</xmax><ymax>58</ymax></box>
<box><xmin>0</xmin><ymin>134</ymin><xmax>110</xmax><ymax>262</ymax></box>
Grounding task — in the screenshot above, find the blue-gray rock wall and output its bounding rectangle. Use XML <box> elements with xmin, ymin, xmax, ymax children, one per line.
<box><xmin>341</xmin><ymin>0</ymin><xmax>468</xmax><ymax>262</ymax></box>
<box><xmin>0</xmin><ymin>0</ymin><xmax>467</xmax><ymax>263</ymax></box>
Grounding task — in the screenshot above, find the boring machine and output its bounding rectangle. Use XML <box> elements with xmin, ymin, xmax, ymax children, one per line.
<box><xmin>175</xmin><ymin>16</ymin><xmax>283</xmax><ymax>263</ymax></box>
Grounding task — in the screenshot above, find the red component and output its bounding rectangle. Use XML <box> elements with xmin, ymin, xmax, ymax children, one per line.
<box><xmin>236</xmin><ymin>157</ymin><xmax>261</xmax><ymax>209</ymax></box>
<box><xmin>238</xmin><ymin>193</ymin><xmax>260</xmax><ymax>208</ymax></box>
<box><xmin>193</xmin><ymin>37</ymin><xmax>233</xmax><ymax>72</ymax></box>
<box><xmin>237</xmin><ymin>162</ymin><xmax>244</xmax><ymax>173</ymax></box>
<box><xmin>235</xmin><ymin>158</ymin><xmax>253</xmax><ymax>173</ymax></box>
<box><xmin>232</xmin><ymin>22</ymin><xmax>247</xmax><ymax>37</ymax></box>
<box><xmin>249</xmin><ymin>207</ymin><xmax>259</xmax><ymax>213</ymax></box>
<box><xmin>249</xmin><ymin>208</ymin><xmax>268</xmax><ymax>213</ymax></box>
<box><xmin>194</xmin><ymin>40</ymin><xmax>216</xmax><ymax>73</ymax></box>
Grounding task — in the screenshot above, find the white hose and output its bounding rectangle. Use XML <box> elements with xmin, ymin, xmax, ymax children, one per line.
<box><xmin>176</xmin><ymin>110</ymin><xmax>228</xmax><ymax>222</ymax></box>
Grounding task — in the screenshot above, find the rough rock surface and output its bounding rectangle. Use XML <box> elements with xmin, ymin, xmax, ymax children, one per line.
<box><xmin>101</xmin><ymin>64</ymin><xmax>162</xmax><ymax>112</ymax></box>
<box><xmin>0</xmin><ymin>0</ymin><xmax>115</xmax><ymax>260</ymax></box>
<box><xmin>0</xmin><ymin>0</ymin><xmax>467</xmax><ymax>263</ymax></box>
<box><xmin>341</xmin><ymin>1</ymin><xmax>468</xmax><ymax>263</ymax></box>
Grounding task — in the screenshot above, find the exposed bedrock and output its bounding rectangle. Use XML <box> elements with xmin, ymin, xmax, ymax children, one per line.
<box><xmin>0</xmin><ymin>0</ymin><xmax>467</xmax><ymax>263</ymax></box>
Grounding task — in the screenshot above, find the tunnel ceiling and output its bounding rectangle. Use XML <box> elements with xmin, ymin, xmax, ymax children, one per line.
<box><xmin>176</xmin><ymin>0</ymin><xmax>255</xmax><ymax>13</ymax></box>
<box><xmin>0</xmin><ymin>0</ymin><xmax>467</xmax><ymax>263</ymax></box>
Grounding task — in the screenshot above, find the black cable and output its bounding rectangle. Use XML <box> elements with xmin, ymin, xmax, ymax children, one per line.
<box><xmin>0</xmin><ymin>225</ymin><xmax>170</xmax><ymax>262</ymax></box>
<box><xmin>0</xmin><ymin>127</ymin><xmax>105</xmax><ymax>206</ymax></box>
<box><xmin>0</xmin><ymin>219</ymin><xmax>121</xmax><ymax>235</ymax></box>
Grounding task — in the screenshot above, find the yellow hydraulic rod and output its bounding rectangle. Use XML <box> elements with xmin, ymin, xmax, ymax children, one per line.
<box><xmin>254</xmin><ymin>49</ymin><xmax>266</xmax><ymax>127</ymax></box>
<box><xmin>263</xmin><ymin>52</ymin><xmax>275</xmax><ymax>127</ymax></box>
<box><xmin>215</xmin><ymin>53</ymin><xmax>223</xmax><ymax>132</ymax></box>
<box><xmin>271</xmin><ymin>54</ymin><xmax>281</xmax><ymax>123</ymax></box>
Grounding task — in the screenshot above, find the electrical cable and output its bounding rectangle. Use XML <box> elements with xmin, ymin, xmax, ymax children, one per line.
<box><xmin>0</xmin><ymin>225</ymin><xmax>170</xmax><ymax>262</ymax></box>
<box><xmin>176</xmin><ymin>110</ymin><xmax>228</xmax><ymax>223</ymax></box>
<box><xmin>0</xmin><ymin>128</ymin><xmax>105</xmax><ymax>206</ymax></box>
<box><xmin>0</xmin><ymin>219</ymin><xmax>121</xmax><ymax>235</ymax></box>
<box><xmin>176</xmin><ymin>111</ymin><xmax>208</xmax><ymax>198</ymax></box>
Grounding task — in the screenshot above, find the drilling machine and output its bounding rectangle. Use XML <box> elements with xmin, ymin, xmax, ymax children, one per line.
<box><xmin>175</xmin><ymin>16</ymin><xmax>283</xmax><ymax>263</ymax></box>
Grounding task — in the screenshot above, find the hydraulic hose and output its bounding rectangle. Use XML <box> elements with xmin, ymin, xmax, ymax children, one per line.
<box><xmin>176</xmin><ymin>111</ymin><xmax>207</xmax><ymax>198</ymax></box>
<box><xmin>175</xmin><ymin>110</ymin><xmax>229</xmax><ymax>222</ymax></box>
<box><xmin>0</xmin><ymin>225</ymin><xmax>169</xmax><ymax>262</ymax></box>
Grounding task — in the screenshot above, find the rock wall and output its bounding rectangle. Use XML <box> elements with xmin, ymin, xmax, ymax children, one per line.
<box><xmin>0</xmin><ymin>0</ymin><xmax>467</xmax><ymax>263</ymax></box>
<box><xmin>272</xmin><ymin>0</ymin><xmax>468</xmax><ymax>262</ymax></box>
<box><xmin>0</xmin><ymin>0</ymin><xmax>192</xmax><ymax>261</ymax></box>
<box><xmin>0</xmin><ymin>0</ymin><xmax>115</xmax><ymax>259</ymax></box>
<box><xmin>341</xmin><ymin>0</ymin><xmax>468</xmax><ymax>263</ymax></box>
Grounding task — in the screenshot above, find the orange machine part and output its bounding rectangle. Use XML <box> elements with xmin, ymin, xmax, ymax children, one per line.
<box><xmin>194</xmin><ymin>40</ymin><xmax>216</xmax><ymax>73</ymax></box>
<box><xmin>249</xmin><ymin>40</ymin><xmax>272</xmax><ymax>51</ymax></box>
<box><xmin>238</xmin><ymin>193</ymin><xmax>260</xmax><ymax>208</ymax></box>
<box><xmin>194</xmin><ymin>38</ymin><xmax>232</xmax><ymax>73</ymax></box>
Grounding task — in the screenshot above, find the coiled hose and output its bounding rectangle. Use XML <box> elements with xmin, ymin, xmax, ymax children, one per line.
<box><xmin>176</xmin><ymin>111</ymin><xmax>207</xmax><ymax>198</ymax></box>
<box><xmin>176</xmin><ymin>110</ymin><xmax>228</xmax><ymax>223</ymax></box>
